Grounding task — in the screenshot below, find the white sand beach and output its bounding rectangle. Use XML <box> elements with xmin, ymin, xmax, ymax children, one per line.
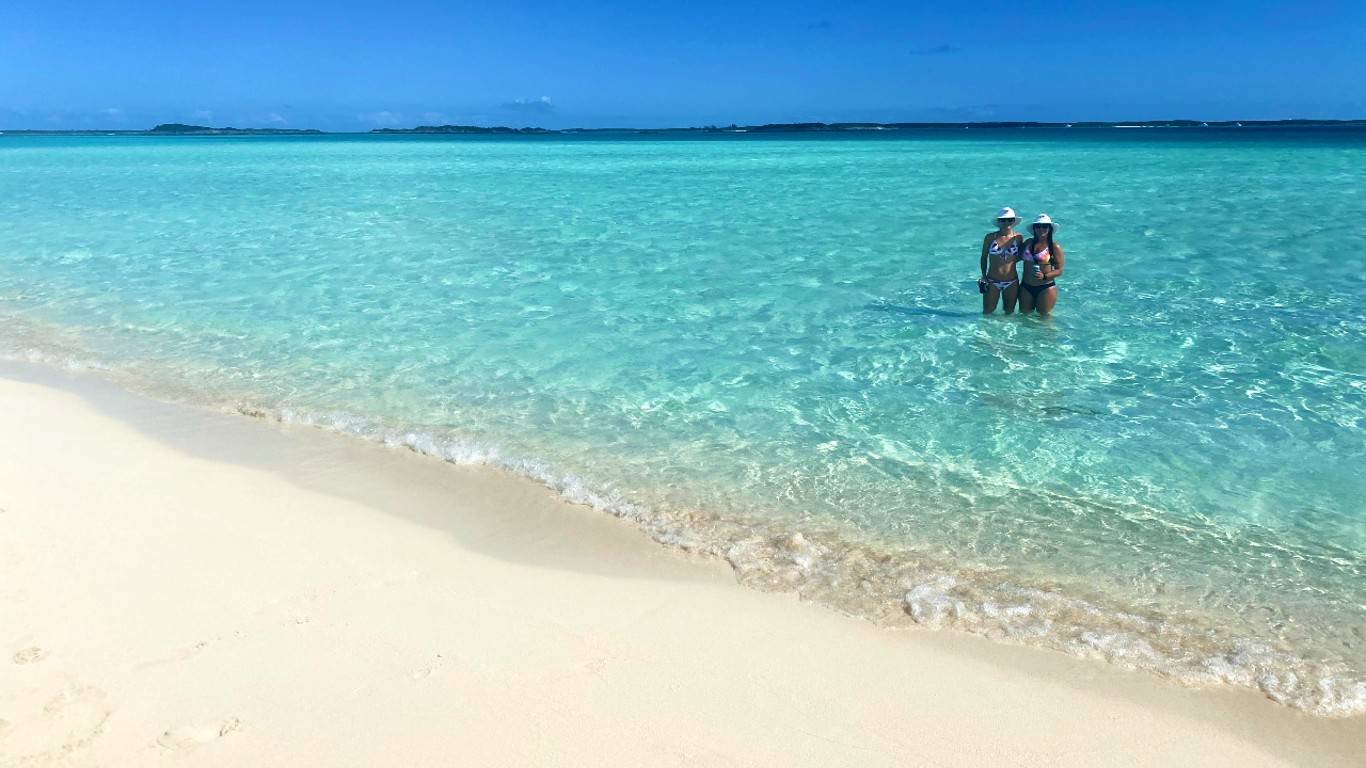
<box><xmin>2</xmin><ymin>363</ymin><xmax>1363</xmax><ymax>767</ymax></box>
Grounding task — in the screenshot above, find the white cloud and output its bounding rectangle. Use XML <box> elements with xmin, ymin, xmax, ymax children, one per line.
<box><xmin>501</xmin><ymin>96</ymin><xmax>555</xmax><ymax>114</ymax></box>
<box><xmin>357</xmin><ymin>110</ymin><xmax>403</xmax><ymax>126</ymax></box>
<box><xmin>265</xmin><ymin>112</ymin><xmax>288</xmax><ymax>124</ymax></box>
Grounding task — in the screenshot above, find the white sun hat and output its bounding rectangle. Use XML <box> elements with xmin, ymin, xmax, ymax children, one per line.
<box><xmin>1030</xmin><ymin>213</ymin><xmax>1059</xmax><ymax>230</ymax></box>
<box><xmin>994</xmin><ymin>207</ymin><xmax>1020</xmax><ymax>225</ymax></box>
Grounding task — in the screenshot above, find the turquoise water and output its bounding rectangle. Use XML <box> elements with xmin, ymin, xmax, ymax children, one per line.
<box><xmin>2</xmin><ymin>131</ymin><xmax>1364</xmax><ymax>714</ymax></box>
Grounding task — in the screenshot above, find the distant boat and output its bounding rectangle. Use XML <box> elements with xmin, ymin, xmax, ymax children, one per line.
<box><xmin>1201</xmin><ymin>122</ymin><xmax>1209</xmax><ymax>127</ymax></box>
<box><xmin>1235</xmin><ymin>122</ymin><xmax>1243</xmax><ymax>127</ymax></box>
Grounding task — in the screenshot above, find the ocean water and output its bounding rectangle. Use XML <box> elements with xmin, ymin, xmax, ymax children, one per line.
<box><xmin>2</xmin><ymin>131</ymin><xmax>1364</xmax><ymax>714</ymax></box>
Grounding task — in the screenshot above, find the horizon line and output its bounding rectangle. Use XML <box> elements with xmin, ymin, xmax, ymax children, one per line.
<box><xmin>4</xmin><ymin>117</ymin><xmax>1366</xmax><ymax>135</ymax></box>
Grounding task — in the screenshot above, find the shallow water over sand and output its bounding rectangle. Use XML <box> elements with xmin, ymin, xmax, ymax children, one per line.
<box><xmin>2</xmin><ymin>130</ymin><xmax>1363</xmax><ymax>713</ymax></box>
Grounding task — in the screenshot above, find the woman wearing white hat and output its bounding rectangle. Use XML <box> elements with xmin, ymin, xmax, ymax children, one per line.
<box><xmin>978</xmin><ymin>207</ymin><xmax>1024</xmax><ymax>314</ymax></box>
<box><xmin>1019</xmin><ymin>213</ymin><xmax>1065</xmax><ymax>316</ymax></box>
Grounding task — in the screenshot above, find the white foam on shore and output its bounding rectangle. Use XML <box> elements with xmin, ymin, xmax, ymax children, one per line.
<box><xmin>3</xmin><ymin>330</ymin><xmax>1365</xmax><ymax>718</ymax></box>
<box><xmin>228</xmin><ymin>401</ymin><xmax>1366</xmax><ymax>717</ymax></box>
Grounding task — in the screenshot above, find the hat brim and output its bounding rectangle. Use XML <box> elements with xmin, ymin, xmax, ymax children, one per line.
<box><xmin>994</xmin><ymin>216</ymin><xmax>1022</xmax><ymax>226</ymax></box>
<box><xmin>1030</xmin><ymin>220</ymin><xmax>1059</xmax><ymax>231</ymax></box>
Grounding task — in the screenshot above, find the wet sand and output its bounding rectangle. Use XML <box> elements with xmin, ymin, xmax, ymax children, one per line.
<box><xmin>2</xmin><ymin>361</ymin><xmax>1362</xmax><ymax>767</ymax></box>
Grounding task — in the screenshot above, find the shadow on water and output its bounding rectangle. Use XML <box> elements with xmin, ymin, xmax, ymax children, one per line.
<box><xmin>976</xmin><ymin>393</ymin><xmax>1112</xmax><ymax>429</ymax></box>
<box><xmin>1039</xmin><ymin>403</ymin><xmax>1109</xmax><ymax>418</ymax></box>
<box><xmin>865</xmin><ymin>301</ymin><xmax>980</xmax><ymax>320</ymax></box>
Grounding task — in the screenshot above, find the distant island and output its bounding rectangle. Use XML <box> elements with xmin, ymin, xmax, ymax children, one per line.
<box><xmin>372</xmin><ymin>125</ymin><xmax>556</xmax><ymax>135</ymax></box>
<box><xmin>2</xmin><ymin>119</ymin><xmax>1364</xmax><ymax>138</ymax></box>
<box><xmin>148</xmin><ymin>123</ymin><xmax>324</xmax><ymax>135</ymax></box>
<box><xmin>373</xmin><ymin>119</ymin><xmax>1366</xmax><ymax>135</ymax></box>
<box><xmin>736</xmin><ymin>119</ymin><xmax>1366</xmax><ymax>131</ymax></box>
<box><xmin>0</xmin><ymin>123</ymin><xmax>325</xmax><ymax>136</ymax></box>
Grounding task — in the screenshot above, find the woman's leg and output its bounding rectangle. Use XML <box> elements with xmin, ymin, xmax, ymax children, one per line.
<box><xmin>1002</xmin><ymin>283</ymin><xmax>1019</xmax><ymax>314</ymax></box>
<box><xmin>982</xmin><ymin>285</ymin><xmax>1001</xmax><ymax>314</ymax></box>
<box><xmin>1017</xmin><ymin>285</ymin><xmax>1036</xmax><ymax>314</ymax></box>
<box><xmin>1035</xmin><ymin>286</ymin><xmax>1058</xmax><ymax>316</ymax></box>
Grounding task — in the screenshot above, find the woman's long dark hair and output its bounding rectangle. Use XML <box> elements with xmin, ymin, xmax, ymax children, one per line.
<box><xmin>1031</xmin><ymin>224</ymin><xmax>1055</xmax><ymax>259</ymax></box>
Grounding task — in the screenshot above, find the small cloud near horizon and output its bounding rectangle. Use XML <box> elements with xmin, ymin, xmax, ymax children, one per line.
<box><xmin>265</xmin><ymin>112</ymin><xmax>288</xmax><ymax>124</ymax></box>
<box><xmin>357</xmin><ymin>110</ymin><xmax>403</xmax><ymax>126</ymax></box>
<box><xmin>909</xmin><ymin>44</ymin><xmax>961</xmax><ymax>55</ymax></box>
<box><xmin>500</xmin><ymin>96</ymin><xmax>555</xmax><ymax>114</ymax></box>
<box><xmin>921</xmin><ymin>104</ymin><xmax>1004</xmax><ymax>121</ymax></box>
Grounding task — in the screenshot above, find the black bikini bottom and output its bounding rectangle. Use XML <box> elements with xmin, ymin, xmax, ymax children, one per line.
<box><xmin>1021</xmin><ymin>281</ymin><xmax>1056</xmax><ymax>298</ymax></box>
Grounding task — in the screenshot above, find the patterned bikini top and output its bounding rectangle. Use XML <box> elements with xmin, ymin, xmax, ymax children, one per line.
<box><xmin>989</xmin><ymin>237</ymin><xmax>1020</xmax><ymax>260</ymax></box>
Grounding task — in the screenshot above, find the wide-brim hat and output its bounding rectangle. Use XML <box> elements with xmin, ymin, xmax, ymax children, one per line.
<box><xmin>1030</xmin><ymin>213</ymin><xmax>1059</xmax><ymax>231</ymax></box>
<box><xmin>994</xmin><ymin>207</ymin><xmax>1021</xmax><ymax>225</ymax></box>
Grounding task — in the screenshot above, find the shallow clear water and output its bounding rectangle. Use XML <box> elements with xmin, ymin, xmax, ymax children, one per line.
<box><xmin>2</xmin><ymin>131</ymin><xmax>1364</xmax><ymax>713</ymax></box>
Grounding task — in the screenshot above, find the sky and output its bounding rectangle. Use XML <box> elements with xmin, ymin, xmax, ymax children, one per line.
<box><xmin>2</xmin><ymin>1</ymin><xmax>1363</xmax><ymax>130</ymax></box>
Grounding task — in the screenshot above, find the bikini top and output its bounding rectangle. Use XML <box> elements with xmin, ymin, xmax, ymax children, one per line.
<box><xmin>989</xmin><ymin>237</ymin><xmax>1020</xmax><ymax>259</ymax></box>
<box><xmin>1025</xmin><ymin>247</ymin><xmax>1051</xmax><ymax>264</ymax></box>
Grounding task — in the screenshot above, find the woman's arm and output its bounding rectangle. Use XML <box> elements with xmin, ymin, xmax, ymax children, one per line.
<box><xmin>980</xmin><ymin>235</ymin><xmax>991</xmax><ymax>277</ymax></box>
<box><xmin>1042</xmin><ymin>243</ymin><xmax>1065</xmax><ymax>280</ymax></box>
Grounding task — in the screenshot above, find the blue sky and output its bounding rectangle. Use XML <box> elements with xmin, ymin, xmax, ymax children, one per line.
<box><xmin>2</xmin><ymin>1</ymin><xmax>1362</xmax><ymax>130</ymax></box>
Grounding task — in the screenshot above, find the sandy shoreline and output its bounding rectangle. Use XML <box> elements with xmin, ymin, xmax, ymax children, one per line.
<box><xmin>1</xmin><ymin>361</ymin><xmax>1362</xmax><ymax>767</ymax></box>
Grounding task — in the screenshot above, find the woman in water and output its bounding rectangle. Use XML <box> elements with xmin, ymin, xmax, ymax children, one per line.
<box><xmin>1018</xmin><ymin>213</ymin><xmax>1065</xmax><ymax>316</ymax></box>
<box><xmin>978</xmin><ymin>207</ymin><xmax>1023</xmax><ymax>314</ymax></box>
